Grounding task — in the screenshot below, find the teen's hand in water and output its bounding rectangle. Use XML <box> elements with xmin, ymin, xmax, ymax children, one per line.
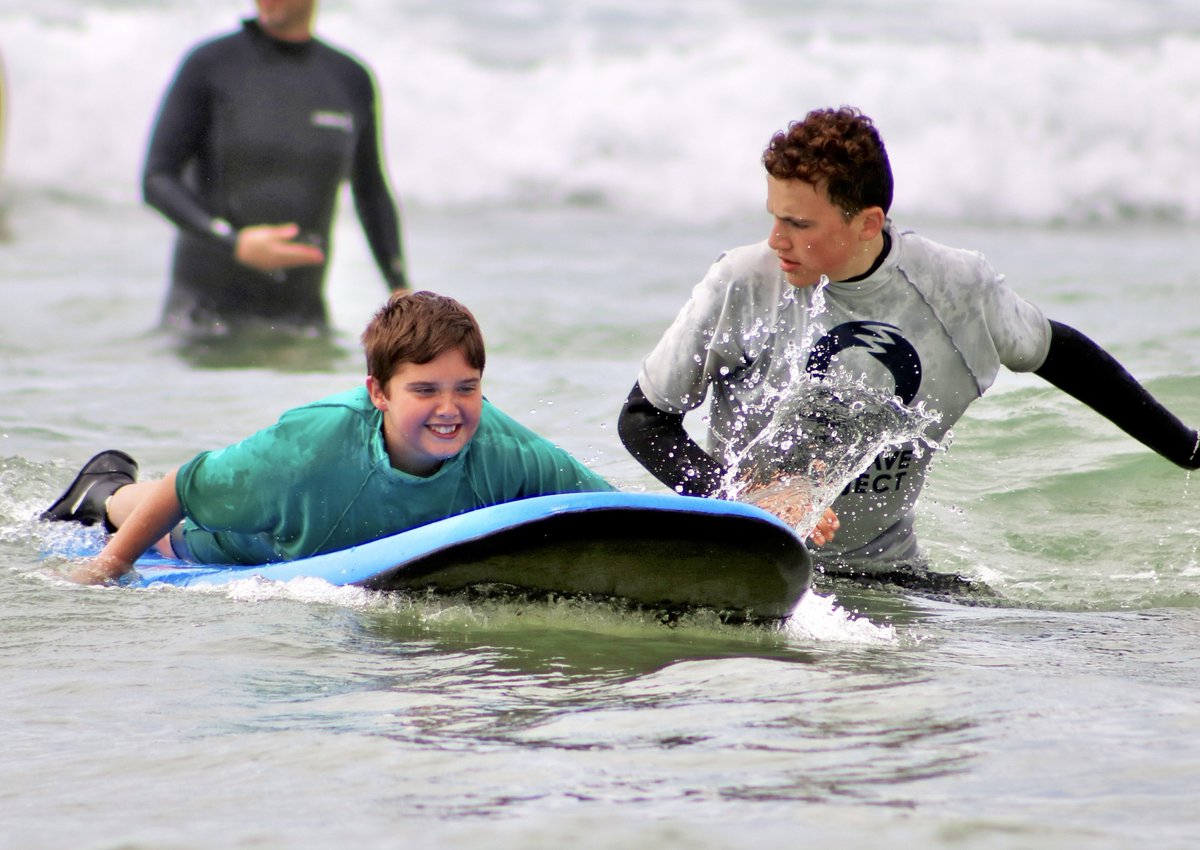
<box><xmin>808</xmin><ymin>507</ymin><xmax>839</xmax><ymax>546</ymax></box>
<box><xmin>235</xmin><ymin>223</ymin><xmax>326</xmax><ymax>272</ymax></box>
<box><xmin>744</xmin><ymin>481</ymin><xmax>839</xmax><ymax>547</ymax></box>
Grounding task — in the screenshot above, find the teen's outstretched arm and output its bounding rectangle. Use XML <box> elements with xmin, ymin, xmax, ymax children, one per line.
<box><xmin>1034</xmin><ymin>320</ymin><xmax>1199</xmax><ymax>469</ymax></box>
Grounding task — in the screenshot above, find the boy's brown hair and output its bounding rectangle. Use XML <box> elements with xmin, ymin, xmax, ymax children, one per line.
<box><xmin>762</xmin><ymin>106</ymin><xmax>894</xmax><ymax>217</ymax></box>
<box><xmin>361</xmin><ymin>290</ymin><xmax>486</xmax><ymax>385</ymax></box>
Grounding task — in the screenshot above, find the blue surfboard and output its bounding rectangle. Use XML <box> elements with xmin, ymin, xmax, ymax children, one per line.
<box><xmin>129</xmin><ymin>492</ymin><xmax>812</xmax><ymax>622</ymax></box>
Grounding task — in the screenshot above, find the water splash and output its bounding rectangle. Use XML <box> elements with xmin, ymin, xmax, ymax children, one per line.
<box><xmin>719</xmin><ymin>276</ymin><xmax>942</xmax><ymax>537</ymax></box>
<box><xmin>722</xmin><ymin>376</ymin><xmax>941</xmax><ymax>536</ymax></box>
<box><xmin>783</xmin><ymin>590</ymin><xmax>898</xmax><ymax>646</ymax></box>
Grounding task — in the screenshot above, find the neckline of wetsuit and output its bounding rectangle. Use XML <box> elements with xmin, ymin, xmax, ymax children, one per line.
<box><xmin>241</xmin><ymin>18</ymin><xmax>314</xmax><ymax>57</ymax></box>
<box><xmin>842</xmin><ymin>230</ymin><xmax>891</xmax><ymax>284</ymax></box>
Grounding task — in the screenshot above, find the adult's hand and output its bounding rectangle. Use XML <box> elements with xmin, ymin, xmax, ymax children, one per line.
<box><xmin>235</xmin><ymin>223</ymin><xmax>326</xmax><ymax>272</ymax></box>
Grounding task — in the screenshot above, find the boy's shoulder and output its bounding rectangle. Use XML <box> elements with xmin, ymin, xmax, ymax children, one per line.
<box><xmin>274</xmin><ymin>386</ymin><xmax>376</xmax><ymax>431</ymax></box>
<box><xmin>303</xmin><ymin>385</ymin><xmax>372</xmax><ymax>409</ymax></box>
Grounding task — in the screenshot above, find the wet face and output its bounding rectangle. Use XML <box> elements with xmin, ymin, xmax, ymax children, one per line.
<box><xmin>765</xmin><ymin>175</ymin><xmax>884</xmax><ymax>288</ymax></box>
<box><xmin>255</xmin><ymin>0</ymin><xmax>316</xmax><ymax>41</ymax></box>
<box><xmin>366</xmin><ymin>347</ymin><xmax>483</xmax><ymax>477</ymax></box>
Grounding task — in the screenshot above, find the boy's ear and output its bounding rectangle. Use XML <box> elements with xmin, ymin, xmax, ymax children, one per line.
<box><xmin>366</xmin><ymin>376</ymin><xmax>388</xmax><ymax>411</ymax></box>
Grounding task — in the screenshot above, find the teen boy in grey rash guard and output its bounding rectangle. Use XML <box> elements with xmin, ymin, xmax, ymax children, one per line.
<box><xmin>143</xmin><ymin>0</ymin><xmax>408</xmax><ymax>332</ymax></box>
<box><xmin>619</xmin><ymin>107</ymin><xmax>1199</xmax><ymax>584</ymax></box>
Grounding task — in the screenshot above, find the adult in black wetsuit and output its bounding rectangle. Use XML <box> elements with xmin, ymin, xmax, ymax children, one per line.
<box><xmin>142</xmin><ymin>0</ymin><xmax>408</xmax><ymax>332</ymax></box>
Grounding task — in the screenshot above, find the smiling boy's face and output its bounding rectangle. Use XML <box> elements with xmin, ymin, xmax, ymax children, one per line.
<box><xmin>366</xmin><ymin>347</ymin><xmax>483</xmax><ymax>477</ymax></box>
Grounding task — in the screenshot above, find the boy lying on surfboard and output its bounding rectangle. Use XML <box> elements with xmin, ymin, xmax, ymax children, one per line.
<box><xmin>43</xmin><ymin>291</ymin><xmax>616</xmax><ymax>584</ymax></box>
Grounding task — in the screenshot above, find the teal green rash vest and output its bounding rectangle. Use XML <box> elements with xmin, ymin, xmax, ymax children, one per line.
<box><xmin>174</xmin><ymin>386</ymin><xmax>614</xmax><ymax>565</ymax></box>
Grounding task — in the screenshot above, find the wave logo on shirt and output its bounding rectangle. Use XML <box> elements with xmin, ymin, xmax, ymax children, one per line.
<box><xmin>311</xmin><ymin>110</ymin><xmax>355</xmax><ymax>133</ymax></box>
<box><xmin>805</xmin><ymin>321</ymin><xmax>922</xmax><ymax>404</ymax></box>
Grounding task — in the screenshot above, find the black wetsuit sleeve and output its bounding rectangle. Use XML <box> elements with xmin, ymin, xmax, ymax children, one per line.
<box><xmin>1034</xmin><ymin>320</ymin><xmax>1199</xmax><ymax>469</ymax></box>
<box><xmin>141</xmin><ymin>53</ymin><xmax>238</xmax><ymax>255</ymax></box>
<box><xmin>617</xmin><ymin>382</ymin><xmax>727</xmax><ymax>495</ymax></box>
<box><xmin>348</xmin><ymin>75</ymin><xmax>408</xmax><ymax>291</ymax></box>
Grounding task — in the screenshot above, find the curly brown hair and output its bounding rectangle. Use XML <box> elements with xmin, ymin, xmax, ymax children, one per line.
<box><xmin>361</xmin><ymin>290</ymin><xmax>486</xmax><ymax>386</ymax></box>
<box><xmin>762</xmin><ymin>106</ymin><xmax>893</xmax><ymax>216</ymax></box>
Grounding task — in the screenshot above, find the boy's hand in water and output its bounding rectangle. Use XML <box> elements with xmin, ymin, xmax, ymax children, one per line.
<box><xmin>49</xmin><ymin>552</ymin><xmax>135</xmax><ymax>586</ymax></box>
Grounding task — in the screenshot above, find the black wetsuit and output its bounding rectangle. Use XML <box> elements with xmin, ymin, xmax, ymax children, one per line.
<box><xmin>143</xmin><ymin>19</ymin><xmax>406</xmax><ymax>331</ymax></box>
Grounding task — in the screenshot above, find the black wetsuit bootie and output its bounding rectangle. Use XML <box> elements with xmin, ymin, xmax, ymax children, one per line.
<box><xmin>40</xmin><ymin>450</ymin><xmax>138</xmax><ymax>532</ymax></box>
